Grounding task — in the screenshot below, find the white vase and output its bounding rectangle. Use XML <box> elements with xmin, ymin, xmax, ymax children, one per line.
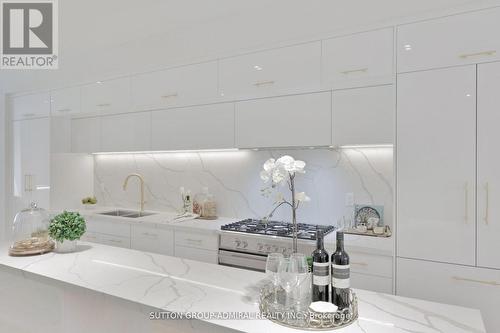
<box><xmin>56</xmin><ymin>240</ymin><xmax>77</xmax><ymax>253</ymax></box>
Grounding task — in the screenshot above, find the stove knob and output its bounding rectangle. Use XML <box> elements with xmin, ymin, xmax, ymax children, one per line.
<box><xmin>271</xmin><ymin>245</ymin><xmax>279</xmax><ymax>253</ymax></box>
<box><xmin>257</xmin><ymin>243</ymin><xmax>264</xmax><ymax>252</ymax></box>
<box><xmin>235</xmin><ymin>240</ymin><xmax>241</xmax><ymax>248</ymax></box>
<box><xmin>265</xmin><ymin>245</ymin><xmax>272</xmax><ymax>252</ymax></box>
<box><xmin>280</xmin><ymin>247</ymin><xmax>287</xmax><ymax>254</ymax></box>
<box><xmin>242</xmin><ymin>241</ymin><xmax>248</xmax><ymax>248</ymax></box>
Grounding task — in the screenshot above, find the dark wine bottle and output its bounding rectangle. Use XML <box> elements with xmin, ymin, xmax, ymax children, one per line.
<box><xmin>312</xmin><ymin>230</ymin><xmax>330</xmax><ymax>302</ymax></box>
<box><xmin>331</xmin><ymin>232</ymin><xmax>350</xmax><ymax>309</ymax></box>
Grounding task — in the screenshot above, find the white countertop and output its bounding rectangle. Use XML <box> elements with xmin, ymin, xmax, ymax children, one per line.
<box><xmin>0</xmin><ymin>242</ymin><xmax>484</xmax><ymax>333</ymax></box>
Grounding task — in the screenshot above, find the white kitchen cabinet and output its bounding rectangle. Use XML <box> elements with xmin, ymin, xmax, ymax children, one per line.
<box><xmin>332</xmin><ymin>85</ymin><xmax>393</xmax><ymax>146</ymax></box>
<box><xmin>50</xmin><ymin>87</ymin><xmax>81</xmax><ymax>116</ymax></box>
<box><xmin>397</xmin><ymin>258</ymin><xmax>500</xmax><ymax>333</ymax></box>
<box><xmin>351</xmin><ymin>273</ymin><xmax>393</xmax><ymax>294</ymax></box>
<box><xmin>219</xmin><ymin>42</ymin><xmax>321</xmax><ymax>100</ymax></box>
<box><xmin>132</xmin><ymin>61</ymin><xmax>218</xmax><ymax>110</ymax></box>
<box><xmin>322</xmin><ymin>28</ymin><xmax>394</xmax><ymax>89</ymax></box>
<box><xmin>235</xmin><ymin>92</ymin><xmax>331</xmax><ymax>148</ymax></box>
<box><xmin>174</xmin><ymin>230</ymin><xmax>218</xmax><ymax>264</ymax></box>
<box><xmin>174</xmin><ymin>245</ymin><xmax>218</xmax><ymax>264</ymax></box>
<box><xmin>131</xmin><ymin>225</ymin><xmax>174</xmax><ymax>256</ymax></box>
<box><xmin>100</xmin><ymin>112</ymin><xmax>151</xmax><ymax>152</ymax></box>
<box><xmin>85</xmin><ymin>217</ymin><xmax>131</xmax><ymax>238</ymax></box>
<box><xmin>397</xmin><ymin>7</ymin><xmax>500</xmax><ymax>73</ymax></box>
<box><xmin>71</xmin><ymin>117</ymin><xmax>101</xmax><ymax>153</ymax></box>
<box><xmin>397</xmin><ymin>66</ymin><xmax>476</xmax><ymax>265</ymax></box>
<box><xmin>81</xmin><ymin>77</ymin><xmax>131</xmax><ymax>116</ymax></box>
<box><xmin>477</xmin><ymin>62</ymin><xmax>500</xmax><ymax>270</ymax></box>
<box><xmin>11</xmin><ymin>118</ymin><xmax>50</xmax><ymax>212</ymax></box>
<box><xmin>11</xmin><ymin>93</ymin><xmax>50</xmax><ymax>120</ymax></box>
<box><xmin>151</xmin><ymin>103</ymin><xmax>234</xmax><ymax>150</ymax></box>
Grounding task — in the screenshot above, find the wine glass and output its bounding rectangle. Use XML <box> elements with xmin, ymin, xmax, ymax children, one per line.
<box><xmin>266</xmin><ymin>253</ymin><xmax>284</xmax><ymax>305</ymax></box>
<box><xmin>289</xmin><ymin>253</ymin><xmax>310</xmax><ymax>310</ymax></box>
<box><xmin>278</xmin><ymin>254</ymin><xmax>308</xmax><ymax>308</ymax></box>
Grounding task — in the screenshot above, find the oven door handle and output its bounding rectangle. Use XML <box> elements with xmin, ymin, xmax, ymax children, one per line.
<box><xmin>218</xmin><ymin>250</ymin><xmax>268</xmax><ymax>271</ymax></box>
<box><xmin>219</xmin><ymin>251</ymin><xmax>267</xmax><ymax>261</ymax></box>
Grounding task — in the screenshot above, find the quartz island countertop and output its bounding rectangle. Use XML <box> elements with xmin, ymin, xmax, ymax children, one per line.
<box><xmin>0</xmin><ymin>242</ymin><xmax>485</xmax><ymax>333</ymax></box>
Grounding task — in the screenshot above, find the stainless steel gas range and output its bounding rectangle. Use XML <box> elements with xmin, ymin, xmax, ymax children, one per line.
<box><xmin>218</xmin><ymin>219</ymin><xmax>336</xmax><ymax>271</ymax></box>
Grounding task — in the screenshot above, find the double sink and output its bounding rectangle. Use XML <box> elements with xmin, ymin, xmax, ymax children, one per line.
<box><xmin>98</xmin><ymin>209</ymin><xmax>156</xmax><ymax>219</ymax></box>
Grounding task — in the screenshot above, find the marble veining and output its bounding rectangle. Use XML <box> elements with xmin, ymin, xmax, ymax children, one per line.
<box><xmin>0</xmin><ymin>242</ymin><xmax>485</xmax><ymax>333</ymax></box>
<box><xmin>92</xmin><ymin>148</ymin><xmax>394</xmax><ymax>228</ymax></box>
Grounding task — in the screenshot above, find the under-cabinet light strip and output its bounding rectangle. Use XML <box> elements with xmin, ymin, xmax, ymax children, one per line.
<box><xmin>92</xmin><ymin>148</ymin><xmax>240</xmax><ymax>155</ymax></box>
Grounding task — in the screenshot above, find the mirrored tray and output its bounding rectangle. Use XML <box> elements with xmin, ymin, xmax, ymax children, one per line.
<box><xmin>259</xmin><ymin>285</ymin><xmax>358</xmax><ymax>330</ymax></box>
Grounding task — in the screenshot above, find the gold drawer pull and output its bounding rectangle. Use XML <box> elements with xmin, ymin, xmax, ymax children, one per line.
<box><xmin>161</xmin><ymin>93</ymin><xmax>178</xmax><ymax>99</ymax></box>
<box><xmin>340</xmin><ymin>68</ymin><xmax>368</xmax><ymax>75</ymax></box>
<box><xmin>185</xmin><ymin>238</ymin><xmax>203</xmax><ymax>243</ymax></box>
<box><xmin>96</xmin><ymin>103</ymin><xmax>111</xmax><ymax>107</ymax></box>
<box><xmin>23</xmin><ymin>113</ymin><xmax>36</xmax><ymax>118</ymax></box>
<box><xmin>459</xmin><ymin>50</ymin><xmax>496</xmax><ymax>59</ymax></box>
<box><xmin>351</xmin><ymin>262</ymin><xmax>368</xmax><ymax>267</ymax></box>
<box><xmin>254</xmin><ymin>80</ymin><xmax>275</xmax><ymax>87</ymax></box>
<box><xmin>452</xmin><ymin>276</ymin><xmax>500</xmax><ymax>286</ymax></box>
<box><xmin>484</xmin><ymin>183</ymin><xmax>489</xmax><ymax>225</ymax></box>
<box><xmin>142</xmin><ymin>232</ymin><xmax>158</xmax><ymax>237</ymax></box>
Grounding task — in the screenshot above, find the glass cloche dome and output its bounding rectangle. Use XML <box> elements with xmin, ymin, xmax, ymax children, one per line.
<box><xmin>9</xmin><ymin>202</ymin><xmax>54</xmax><ymax>256</ymax></box>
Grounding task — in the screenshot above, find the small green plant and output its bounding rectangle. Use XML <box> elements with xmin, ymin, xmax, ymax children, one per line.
<box><xmin>81</xmin><ymin>196</ymin><xmax>97</xmax><ymax>205</ymax></box>
<box><xmin>48</xmin><ymin>211</ymin><xmax>86</xmax><ymax>243</ymax></box>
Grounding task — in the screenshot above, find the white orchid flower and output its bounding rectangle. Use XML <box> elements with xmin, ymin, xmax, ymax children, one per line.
<box><xmin>263</xmin><ymin>158</ymin><xmax>276</xmax><ymax>172</ymax></box>
<box><xmin>295</xmin><ymin>192</ymin><xmax>311</xmax><ymax>202</ymax></box>
<box><xmin>260</xmin><ymin>170</ymin><xmax>271</xmax><ymax>182</ymax></box>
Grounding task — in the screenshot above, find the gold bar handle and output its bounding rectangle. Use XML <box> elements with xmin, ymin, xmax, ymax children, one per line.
<box><xmin>96</xmin><ymin>103</ymin><xmax>111</xmax><ymax>107</ymax></box>
<box><xmin>254</xmin><ymin>80</ymin><xmax>275</xmax><ymax>87</ymax></box>
<box><xmin>351</xmin><ymin>262</ymin><xmax>368</xmax><ymax>267</ymax></box>
<box><xmin>452</xmin><ymin>276</ymin><xmax>500</xmax><ymax>286</ymax></box>
<box><xmin>161</xmin><ymin>93</ymin><xmax>178</xmax><ymax>99</ymax></box>
<box><xmin>24</xmin><ymin>175</ymin><xmax>30</xmax><ymax>192</ymax></box>
<box><xmin>459</xmin><ymin>50</ymin><xmax>496</xmax><ymax>59</ymax></box>
<box><xmin>485</xmin><ymin>183</ymin><xmax>489</xmax><ymax>225</ymax></box>
<box><xmin>340</xmin><ymin>68</ymin><xmax>368</xmax><ymax>75</ymax></box>
<box><xmin>56</xmin><ymin>108</ymin><xmax>72</xmax><ymax>113</ymax></box>
<box><xmin>464</xmin><ymin>183</ymin><xmax>469</xmax><ymax>223</ymax></box>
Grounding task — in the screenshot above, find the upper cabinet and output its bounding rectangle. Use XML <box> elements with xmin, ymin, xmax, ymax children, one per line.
<box><xmin>101</xmin><ymin>112</ymin><xmax>151</xmax><ymax>152</ymax></box>
<box><xmin>332</xmin><ymin>85</ymin><xmax>394</xmax><ymax>147</ymax></box>
<box><xmin>11</xmin><ymin>93</ymin><xmax>50</xmax><ymax>120</ymax></box>
<box><xmin>235</xmin><ymin>92</ymin><xmax>331</xmax><ymax>148</ymax></box>
<box><xmin>50</xmin><ymin>87</ymin><xmax>81</xmax><ymax>116</ymax></box>
<box><xmin>219</xmin><ymin>42</ymin><xmax>321</xmax><ymax>100</ymax></box>
<box><xmin>132</xmin><ymin>61</ymin><xmax>218</xmax><ymax>111</ymax></box>
<box><xmin>322</xmin><ymin>28</ymin><xmax>394</xmax><ymax>89</ymax></box>
<box><xmin>397</xmin><ymin>7</ymin><xmax>500</xmax><ymax>73</ymax></box>
<box><xmin>81</xmin><ymin>77</ymin><xmax>131</xmax><ymax>116</ymax></box>
<box><xmin>152</xmin><ymin>103</ymin><xmax>234</xmax><ymax>150</ymax></box>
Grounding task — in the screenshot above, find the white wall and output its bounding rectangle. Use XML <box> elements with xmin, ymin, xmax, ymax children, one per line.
<box><xmin>0</xmin><ymin>94</ymin><xmax>5</xmax><ymax>241</ymax></box>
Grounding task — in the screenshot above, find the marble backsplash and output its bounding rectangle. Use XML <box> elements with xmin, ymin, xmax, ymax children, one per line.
<box><xmin>93</xmin><ymin>147</ymin><xmax>393</xmax><ymax>227</ymax></box>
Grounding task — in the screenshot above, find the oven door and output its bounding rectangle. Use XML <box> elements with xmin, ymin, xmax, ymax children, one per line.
<box><xmin>218</xmin><ymin>250</ymin><xmax>267</xmax><ymax>272</ymax></box>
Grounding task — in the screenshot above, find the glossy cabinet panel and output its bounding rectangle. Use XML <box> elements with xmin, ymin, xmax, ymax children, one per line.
<box><xmin>152</xmin><ymin>103</ymin><xmax>234</xmax><ymax>150</ymax></box>
<box><xmin>81</xmin><ymin>77</ymin><xmax>131</xmax><ymax>116</ymax></box>
<box><xmin>50</xmin><ymin>87</ymin><xmax>81</xmax><ymax>116</ymax></box>
<box><xmin>477</xmin><ymin>62</ymin><xmax>500</xmax><ymax>270</ymax></box>
<box><xmin>397</xmin><ymin>66</ymin><xmax>476</xmax><ymax>265</ymax></box>
<box><xmin>332</xmin><ymin>85</ymin><xmax>394</xmax><ymax>146</ymax></box>
<box><xmin>322</xmin><ymin>28</ymin><xmax>394</xmax><ymax>89</ymax></box>
<box><xmin>131</xmin><ymin>226</ymin><xmax>174</xmax><ymax>256</ymax></box>
<box><xmin>71</xmin><ymin>117</ymin><xmax>101</xmax><ymax>153</ymax></box>
<box><xmin>100</xmin><ymin>112</ymin><xmax>151</xmax><ymax>152</ymax></box>
<box><xmin>397</xmin><ymin>7</ymin><xmax>500</xmax><ymax>72</ymax></box>
<box><xmin>219</xmin><ymin>42</ymin><xmax>321</xmax><ymax>100</ymax></box>
<box><xmin>11</xmin><ymin>93</ymin><xmax>50</xmax><ymax>120</ymax></box>
<box><xmin>235</xmin><ymin>92</ymin><xmax>331</xmax><ymax>148</ymax></box>
<box><xmin>132</xmin><ymin>61</ymin><xmax>218</xmax><ymax>110</ymax></box>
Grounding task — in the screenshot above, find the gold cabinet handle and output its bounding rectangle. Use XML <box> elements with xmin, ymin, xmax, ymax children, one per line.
<box><xmin>185</xmin><ymin>238</ymin><xmax>203</xmax><ymax>243</ymax></box>
<box><xmin>56</xmin><ymin>108</ymin><xmax>71</xmax><ymax>113</ymax></box>
<box><xmin>340</xmin><ymin>68</ymin><xmax>368</xmax><ymax>75</ymax></box>
<box><xmin>485</xmin><ymin>183</ymin><xmax>490</xmax><ymax>225</ymax></box>
<box><xmin>351</xmin><ymin>262</ymin><xmax>368</xmax><ymax>267</ymax></box>
<box><xmin>161</xmin><ymin>93</ymin><xmax>178</xmax><ymax>99</ymax></box>
<box><xmin>459</xmin><ymin>50</ymin><xmax>496</xmax><ymax>59</ymax></box>
<box><xmin>253</xmin><ymin>80</ymin><xmax>275</xmax><ymax>87</ymax></box>
<box><xmin>452</xmin><ymin>276</ymin><xmax>500</xmax><ymax>286</ymax></box>
<box><xmin>23</xmin><ymin>113</ymin><xmax>35</xmax><ymax>118</ymax></box>
<box><xmin>464</xmin><ymin>183</ymin><xmax>469</xmax><ymax>223</ymax></box>
<box><xmin>96</xmin><ymin>103</ymin><xmax>111</xmax><ymax>107</ymax></box>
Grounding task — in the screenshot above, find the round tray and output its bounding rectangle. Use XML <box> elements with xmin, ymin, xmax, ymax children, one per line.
<box><xmin>259</xmin><ymin>286</ymin><xmax>358</xmax><ymax>330</ymax></box>
<box><xmin>9</xmin><ymin>239</ymin><xmax>55</xmax><ymax>257</ymax></box>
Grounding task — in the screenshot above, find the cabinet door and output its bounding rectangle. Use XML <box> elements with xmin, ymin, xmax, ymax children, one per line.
<box><xmin>131</xmin><ymin>225</ymin><xmax>174</xmax><ymax>256</ymax></box>
<box><xmin>51</xmin><ymin>87</ymin><xmax>81</xmax><ymax>116</ymax></box>
<box><xmin>322</xmin><ymin>28</ymin><xmax>394</xmax><ymax>89</ymax></box>
<box><xmin>81</xmin><ymin>77</ymin><xmax>131</xmax><ymax>116</ymax></box>
<box><xmin>477</xmin><ymin>62</ymin><xmax>500</xmax><ymax>269</ymax></box>
<box><xmin>151</xmin><ymin>103</ymin><xmax>234</xmax><ymax>150</ymax></box>
<box><xmin>11</xmin><ymin>93</ymin><xmax>50</xmax><ymax>120</ymax></box>
<box><xmin>332</xmin><ymin>85</ymin><xmax>394</xmax><ymax>146</ymax></box>
<box><xmin>219</xmin><ymin>42</ymin><xmax>321</xmax><ymax>100</ymax></box>
<box><xmin>397</xmin><ymin>7</ymin><xmax>500</xmax><ymax>72</ymax></box>
<box><xmin>132</xmin><ymin>61</ymin><xmax>218</xmax><ymax>110</ymax></box>
<box><xmin>71</xmin><ymin>117</ymin><xmax>101</xmax><ymax>153</ymax></box>
<box><xmin>235</xmin><ymin>92</ymin><xmax>331</xmax><ymax>148</ymax></box>
<box><xmin>12</xmin><ymin>118</ymin><xmax>50</xmax><ymax>211</ymax></box>
<box><xmin>175</xmin><ymin>245</ymin><xmax>218</xmax><ymax>264</ymax></box>
<box><xmin>397</xmin><ymin>66</ymin><xmax>476</xmax><ymax>265</ymax></box>
<box><xmin>397</xmin><ymin>258</ymin><xmax>498</xmax><ymax>333</ymax></box>
<box><xmin>100</xmin><ymin>112</ymin><xmax>151</xmax><ymax>152</ymax></box>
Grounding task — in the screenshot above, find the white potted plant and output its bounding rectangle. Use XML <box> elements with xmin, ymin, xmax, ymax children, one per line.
<box><xmin>48</xmin><ymin>211</ymin><xmax>86</xmax><ymax>253</ymax></box>
<box><xmin>260</xmin><ymin>155</ymin><xmax>310</xmax><ymax>253</ymax></box>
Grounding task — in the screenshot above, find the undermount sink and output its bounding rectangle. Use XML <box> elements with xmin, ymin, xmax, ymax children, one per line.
<box><xmin>98</xmin><ymin>210</ymin><xmax>156</xmax><ymax>218</ymax></box>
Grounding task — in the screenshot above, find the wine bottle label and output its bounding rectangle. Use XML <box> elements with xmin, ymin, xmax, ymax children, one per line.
<box><xmin>332</xmin><ymin>264</ymin><xmax>350</xmax><ymax>289</ymax></box>
<box><xmin>312</xmin><ymin>262</ymin><xmax>329</xmax><ymax>286</ymax></box>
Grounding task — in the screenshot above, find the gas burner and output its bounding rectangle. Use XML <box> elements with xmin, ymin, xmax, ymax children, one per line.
<box><xmin>221</xmin><ymin>219</ymin><xmax>335</xmax><ymax>240</ymax></box>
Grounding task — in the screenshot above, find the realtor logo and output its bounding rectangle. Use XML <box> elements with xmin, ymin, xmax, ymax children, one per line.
<box><xmin>1</xmin><ymin>0</ymin><xmax>58</xmax><ymax>69</ymax></box>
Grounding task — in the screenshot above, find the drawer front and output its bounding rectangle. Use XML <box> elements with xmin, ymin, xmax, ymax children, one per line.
<box><xmin>174</xmin><ymin>230</ymin><xmax>218</xmax><ymax>251</ymax></box>
<box><xmin>349</xmin><ymin>251</ymin><xmax>393</xmax><ymax>278</ymax></box>
<box><xmin>397</xmin><ymin>7</ymin><xmax>500</xmax><ymax>72</ymax></box>
<box><xmin>80</xmin><ymin>231</ymin><xmax>99</xmax><ymax>243</ymax></box>
<box><xmin>99</xmin><ymin>234</ymin><xmax>130</xmax><ymax>249</ymax></box>
<box><xmin>132</xmin><ymin>61</ymin><xmax>218</xmax><ymax>110</ymax></box>
<box><xmin>322</xmin><ymin>28</ymin><xmax>394</xmax><ymax>89</ymax></box>
<box><xmin>219</xmin><ymin>42</ymin><xmax>321</xmax><ymax>100</ymax></box>
<box><xmin>85</xmin><ymin>218</ymin><xmax>131</xmax><ymax>238</ymax></box>
<box><xmin>351</xmin><ymin>272</ymin><xmax>393</xmax><ymax>294</ymax></box>
<box><xmin>397</xmin><ymin>258</ymin><xmax>500</xmax><ymax>332</ymax></box>
<box><xmin>175</xmin><ymin>245</ymin><xmax>218</xmax><ymax>264</ymax></box>
<box><xmin>131</xmin><ymin>226</ymin><xmax>174</xmax><ymax>256</ymax></box>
